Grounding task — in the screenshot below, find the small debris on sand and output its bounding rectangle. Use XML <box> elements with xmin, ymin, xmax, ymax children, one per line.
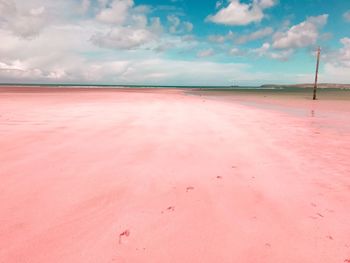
<box><xmin>186</xmin><ymin>186</ymin><xmax>195</xmax><ymax>192</ymax></box>
<box><xmin>167</xmin><ymin>206</ymin><xmax>175</xmax><ymax>212</ymax></box>
<box><xmin>317</xmin><ymin>213</ymin><xmax>324</xmax><ymax>218</ymax></box>
<box><xmin>119</xmin><ymin>230</ymin><xmax>130</xmax><ymax>244</ymax></box>
<box><xmin>161</xmin><ymin>206</ymin><xmax>175</xmax><ymax>214</ymax></box>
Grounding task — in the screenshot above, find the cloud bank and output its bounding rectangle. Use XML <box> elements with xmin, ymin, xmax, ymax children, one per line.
<box><xmin>207</xmin><ymin>0</ymin><xmax>277</xmax><ymax>26</ymax></box>
<box><xmin>0</xmin><ymin>0</ymin><xmax>349</xmax><ymax>85</ymax></box>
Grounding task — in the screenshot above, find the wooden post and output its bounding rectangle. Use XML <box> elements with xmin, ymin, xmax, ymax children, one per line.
<box><xmin>313</xmin><ymin>46</ymin><xmax>321</xmax><ymax>100</ymax></box>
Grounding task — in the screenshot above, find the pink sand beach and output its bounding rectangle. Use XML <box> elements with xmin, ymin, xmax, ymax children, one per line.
<box><xmin>0</xmin><ymin>87</ymin><xmax>349</xmax><ymax>262</ymax></box>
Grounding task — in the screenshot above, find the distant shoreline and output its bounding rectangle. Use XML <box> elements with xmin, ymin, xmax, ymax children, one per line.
<box><xmin>0</xmin><ymin>83</ymin><xmax>349</xmax><ymax>90</ymax></box>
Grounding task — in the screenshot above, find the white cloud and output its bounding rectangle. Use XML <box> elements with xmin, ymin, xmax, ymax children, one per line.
<box><xmin>0</xmin><ymin>2</ymin><xmax>202</xmax><ymax>84</ymax></box>
<box><xmin>91</xmin><ymin>27</ymin><xmax>156</xmax><ymax>50</ymax></box>
<box><xmin>90</xmin><ymin>0</ymin><xmax>168</xmax><ymax>50</ymax></box>
<box><xmin>256</xmin><ymin>0</ymin><xmax>276</xmax><ymax>9</ymax></box>
<box><xmin>208</xmin><ymin>31</ymin><xmax>234</xmax><ymax>43</ymax></box>
<box><xmin>338</xmin><ymin>38</ymin><xmax>350</xmax><ymax>67</ymax></box>
<box><xmin>2</xmin><ymin>1</ymin><xmax>347</xmax><ymax>85</ymax></box>
<box><xmin>183</xmin><ymin>21</ymin><xmax>193</xmax><ymax>33</ymax></box>
<box><xmin>215</xmin><ymin>1</ymin><xmax>223</xmax><ymax>9</ymax></box>
<box><xmin>0</xmin><ymin>23</ymin><xmax>99</xmax><ymax>61</ymax></box>
<box><xmin>96</xmin><ymin>0</ymin><xmax>134</xmax><ymax>25</ymax></box>
<box><xmin>0</xmin><ymin>60</ymin><xmax>45</xmax><ymax>80</ymax></box>
<box><xmin>207</xmin><ymin>26</ymin><xmax>272</xmax><ymax>46</ymax></box>
<box><xmin>243</xmin><ymin>14</ymin><xmax>328</xmax><ymax>62</ymax></box>
<box><xmin>228</xmin><ymin>47</ymin><xmax>245</xmax><ymax>56</ymax></box>
<box><xmin>252</xmin><ymin>42</ymin><xmax>294</xmax><ymax>61</ymax></box>
<box><xmin>153</xmin><ymin>34</ymin><xmax>198</xmax><ymax>53</ymax></box>
<box><xmin>236</xmin><ymin>27</ymin><xmax>273</xmax><ymax>44</ymax></box>
<box><xmin>343</xmin><ymin>11</ymin><xmax>350</xmax><ymax>22</ymax></box>
<box><xmin>0</xmin><ymin>60</ymin><xmax>26</xmax><ymax>71</ymax></box>
<box><xmin>197</xmin><ymin>48</ymin><xmax>215</xmax><ymax>58</ymax></box>
<box><xmin>167</xmin><ymin>15</ymin><xmax>181</xmax><ymax>33</ymax></box>
<box><xmin>0</xmin><ymin>0</ymin><xmax>48</xmax><ymax>38</ymax></box>
<box><xmin>268</xmin><ymin>49</ymin><xmax>293</xmax><ymax>61</ymax></box>
<box><xmin>324</xmin><ymin>38</ymin><xmax>350</xmax><ymax>69</ymax></box>
<box><xmin>30</xmin><ymin>6</ymin><xmax>44</xmax><ymax>16</ymax></box>
<box><xmin>320</xmin><ymin>38</ymin><xmax>350</xmax><ymax>83</ymax></box>
<box><xmin>80</xmin><ymin>0</ymin><xmax>90</xmax><ymax>13</ymax></box>
<box><xmin>322</xmin><ymin>64</ymin><xmax>350</xmax><ymax>83</ymax></box>
<box><xmin>0</xmin><ymin>21</ymin><xmax>105</xmax><ymax>82</ymax></box>
<box><xmin>0</xmin><ymin>52</ymin><xmax>266</xmax><ymax>86</ymax></box>
<box><xmin>272</xmin><ymin>14</ymin><xmax>328</xmax><ymax>49</ymax></box>
<box><xmin>120</xmin><ymin>59</ymin><xmax>256</xmax><ymax>86</ymax></box>
<box><xmin>253</xmin><ymin>42</ymin><xmax>270</xmax><ymax>54</ymax></box>
<box><xmin>149</xmin><ymin>17</ymin><xmax>163</xmax><ymax>34</ymax></box>
<box><xmin>167</xmin><ymin>15</ymin><xmax>193</xmax><ymax>34</ymax></box>
<box><xmin>207</xmin><ymin>0</ymin><xmax>277</xmax><ymax>26</ymax></box>
<box><xmin>152</xmin><ymin>4</ymin><xmax>184</xmax><ymax>17</ymax></box>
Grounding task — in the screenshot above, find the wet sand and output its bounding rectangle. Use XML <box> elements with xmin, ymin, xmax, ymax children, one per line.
<box><xmin>0</xmin><ymin>87</ymin><xmax>350</xmax><ymax>262</ymax></box>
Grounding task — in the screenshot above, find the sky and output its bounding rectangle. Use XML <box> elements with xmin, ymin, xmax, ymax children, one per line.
<box><xmin>0</xmin><ymin>0</ymin><xmax>349</xmax><ymax>86</ymax></box>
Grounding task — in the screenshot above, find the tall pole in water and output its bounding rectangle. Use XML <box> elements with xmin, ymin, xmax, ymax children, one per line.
<box><xmin>313</xmin><ymin>46</ymin><xmax>321</xmax><ymax>100</ymax></box>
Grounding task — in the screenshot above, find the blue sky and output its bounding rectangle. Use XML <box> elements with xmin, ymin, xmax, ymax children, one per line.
<box><xmin>0</xmin><ymin>0</ymin><xmax>349</xmax><ymax>85</ymax></box>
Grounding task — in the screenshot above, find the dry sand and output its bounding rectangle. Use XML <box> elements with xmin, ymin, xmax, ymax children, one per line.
<box><xmin>0</xmin><ymin>87</ymin><xmax>349</xmax><ymax>262</ymax></box>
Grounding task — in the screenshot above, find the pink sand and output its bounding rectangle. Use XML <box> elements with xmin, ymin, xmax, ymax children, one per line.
<box><xmin>0</xmin><ymin>88</ymin><xmax>349</xmax><ymax>262</ymax></box>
